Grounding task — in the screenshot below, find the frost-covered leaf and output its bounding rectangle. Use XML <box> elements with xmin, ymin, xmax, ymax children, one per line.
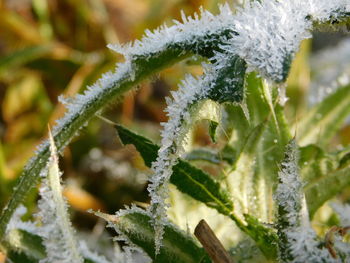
<box><xmin>224</xmin><ymin>74</ymin><xmax>290</xmax><ymax>224</ymax></box>
<box><xmin>115</xmin><ymin>124</ymin><xmax>233</xmax><ymax>215</ymax></box>
<box><xmin>295</xmin><ymin>84</ymin><xmax>350</xmax><ymax>147</ymax></box>
<box><xmin>206</xmin><ymin>55</ymin><xmax>246</xmax><ymax>103</ymax></box>
<box><xmin>36</xmin><ymin>131</ymin><xmax>83</xmax><ymax>263</ymax></box>
<box><xmin>115</xmin><ymin>124</ymin><xmax>278</xmax><ymax>260</ymax></box>
<box><xmin>5</xmin><ymin>229</ymin><xmax>114</xmax><ymax>263</ymax></box>
<box><xmin>274</xmin><ymin>140</ymin><xmax>334</xmax><ymax>263</ymax></box>
<box><xmin>94</xmin><ymin>208</ymin><xmax>211</xmax><ymax>263</ymax></box>
<box><xmin>5</xmin><ymin>229</ymin><xmax>45</xmax><ymax>262</ymax></box>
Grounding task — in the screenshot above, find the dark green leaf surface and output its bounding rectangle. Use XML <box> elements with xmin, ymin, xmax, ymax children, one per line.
<box><xmin>115</xmin><ymin>124</ymin><xmax>233</xmax><ymax>215</ymax></box>
<box><xmin>207</xmin><ymin>55</ymin><xmax>247</xmax><ymax>103</ymax></box>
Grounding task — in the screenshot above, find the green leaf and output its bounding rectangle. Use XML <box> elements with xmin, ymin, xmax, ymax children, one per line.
<box><xmin>185</xmin><ymin>148</ymin><xmax>221</xmax><ymax>164</ymax></box>
<box><xmin>208</xmin><ymin>121</ymin><xmax>218</xmax><ymax>143</ymax></box>
<box><xmin>115</xmin><ymin>124</ymin><xmax>278</xmax><ymax>260</ymax></box>
<box><xmin>0</xmin><ymin>45</ymin><xmax>53</xmax><ymax>76</ymax></box>
<box><xmin>5</xmin><ymin>229</ymin><xmax>45</xmax><ymax>262</ymax></box>
<box><xmin>299</xmin><ymin>145</ymin><xmax>338</xmax><ymax>185</ymax></box>
<box><xmin>95</xmin><ymin>210</ymin><xmax>211</xmax><ymax>263</ymax></box>
<box><xmin>224</xmin><ymin>74</ymin><xmax>291</xmax><ymax>223</ymax></box>
<box><xmin>206</xmin><ymin>55</ymin><xmax>246</xmax><ymax>103</ymax></box>
<box><xmin>244</xmin><ymin>214</ymin><xmax>278</xmax><ymax>260</ymax></box>
<box><xmin>296</xmin><ymin>84</ymin><xmax>350</xmax><ymax>147</ymax></box>
<box><xmin>115</xmin><ymin>124</ymin><xmax>233</xmax><ymax>216</ymax></box>
<box><xmin>305</xmin><ymin>163</ymin><xmax>350</xmax><ymax>218</ymax></box>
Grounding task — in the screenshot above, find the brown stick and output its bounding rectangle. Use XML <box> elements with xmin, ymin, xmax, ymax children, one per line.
<box><xmin>194</xmin><ymin>219</ymin><xmax>234</xmax><ymax>263</ymax></box>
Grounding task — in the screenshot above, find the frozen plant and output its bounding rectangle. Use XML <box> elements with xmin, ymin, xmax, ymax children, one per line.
<box><xmin>1</xmin><ymin>0</ymin><xmax>350</xmax><ymax>262</ymax></box>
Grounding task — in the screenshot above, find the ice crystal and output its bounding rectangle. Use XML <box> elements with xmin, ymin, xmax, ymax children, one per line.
<box><xmin>79</xmin><ymin>241</ymin><xmax>112</xmax><ymax>263</ymax></box>
<box><xmin>6</xmin><ymin>205</ymin><xmax>38</xmax><ymax>235</ymax></box>
<box><xmin>95</xmin><ymin>205</ymin><xmax>151</xmax><ymax>263</ymax></box>
<box><xmin>147</xmin><ymin>54</ymin><xmax>240</xmax><ymax>252</ymax></box>
<box><xmin>286</xmin><ymin>226</ymin><xmax>336</xmax><ymax>263</ymax></box>
<box><xmin>36</xmin><ymin>132</ymin><xmax>83</xmax><ymax>263</ymax></box>
<box><xmin>275</xmin><ymin>140</ymin><xmax>335</xmax><ymax>262</ymax></box>
<box><xmin>275</xmin><ymin>140</ymin><xmax>303</xmax><ymax>226</ymax></box>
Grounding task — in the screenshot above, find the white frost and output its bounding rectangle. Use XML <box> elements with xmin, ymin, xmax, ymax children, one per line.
<box><xmin>274</xmin><ymin>140</ymin><xmax>335</xmax><ymax>262</ymax></box>
<box><xmin>36</xmin><ymin>132</ymin><xmax>84</xmax><ymax>263</ymax></box>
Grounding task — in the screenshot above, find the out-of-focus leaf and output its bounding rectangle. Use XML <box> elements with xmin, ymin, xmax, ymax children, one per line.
<box><xmin>0</xmin><ymin>45</ymin><xmax>53</xmax><ymax>76</ymax></box>
<box><xmin>5</xmin><ymin>229</ymin><xmax>45</xmax><ymax>262</ymax></box>
<box><xmin>296</xmin><ymin>84</ymin><xmax>350</xmax><ymax>146</ymax></box>
<box><xmin>95</xmin><ymin>210</ymin><xmax>211</xmax><ymax>263</ymax></box>
<box><xmin>305</xmin><ymin>162</ymin><xmax>350</xmax><ymax>217</ymax></box>
<box><xmin>0</xmin><ymin>10</ymin><xmax>42</xmax><ymax>44</ymax></box>
<box><xmin>299</xmin><ymin>145</ymin><xmax>338</xmax><ymax>185</ymax></box>
<box><xmin>32</xmin><ymin>0</ymin><xmax>53</xmax><ymax>40</ymax></box>
<box><xmin>208</xmin><ymin>121</ymin><xmax>218</xmax><ymax>143</ymax></box>
<box><xmin>2</xmin><ymin>74</ymin><xmax>45</xmax><ymax>122</ymax></box>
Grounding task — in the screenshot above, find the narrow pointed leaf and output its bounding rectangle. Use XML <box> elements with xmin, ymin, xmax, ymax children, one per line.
<box><xmin>95</xmin><ymin>210</ymin><xmax>211</xmax><ymax>263</ymax></box>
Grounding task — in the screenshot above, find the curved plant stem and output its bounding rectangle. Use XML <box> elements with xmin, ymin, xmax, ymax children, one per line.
<box><xmin>0</xmin><ymin>28</ymin><xmax>233</xmax><ymax>240</ymax></box>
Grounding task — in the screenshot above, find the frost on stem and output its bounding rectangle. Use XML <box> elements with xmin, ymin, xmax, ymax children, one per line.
<box><xmin>134</xmin><ymin>0</ymin><xmax>349</xmax><ymax>252</ymax></box>
<box><xmin>6</xmin><ymin>205</ymin><xmax>38</xmax><ymax>235</ymax></box>
<box><xmin>274</xmin><ymin>140</ymin><xmax>334</xmax><ymax>263</ymax></box>
<box><xmin>222</xmin><ymin>0</ymin><xmax>350</xmax><ymax>82</ymax></box>
<box><xmin>36</xmin><ymin>131</ymin><xmax>83</xmax><ymax>263</ymax></box>
<box><xmin>147</xmin><ymin>53</ymin><xmax>246</xmax><ymax>253</ymax></box>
